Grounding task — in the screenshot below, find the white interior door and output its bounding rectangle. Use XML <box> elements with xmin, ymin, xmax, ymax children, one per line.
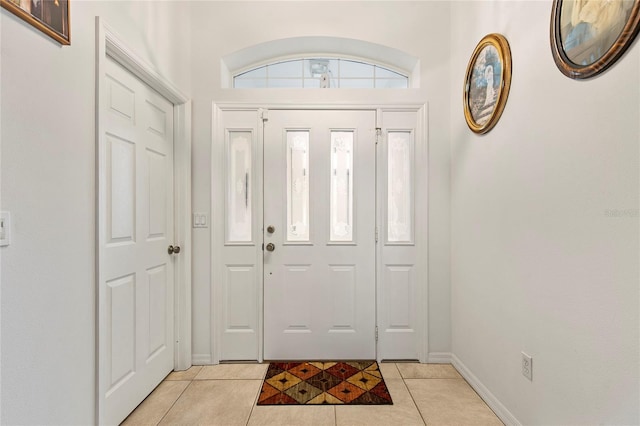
<box><xmin>98</xmin><ymin>57</ymin><xmax>175</xmax><ymax>425</ymax></box>
<box><xmin>263</xmin><ymin>110</ymin><xmax>376</xmax><ymax>360</ymax></box>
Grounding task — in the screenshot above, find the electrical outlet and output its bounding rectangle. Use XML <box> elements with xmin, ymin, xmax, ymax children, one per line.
<box><xmin>193</xmin><ymin>213</ymin><xmax>208</xmax><ymax>228</ymax></box>
<box><xmin>522</xmin><ymin>352</ymin><xmax>533</xmax><ymax>381</ymax></box>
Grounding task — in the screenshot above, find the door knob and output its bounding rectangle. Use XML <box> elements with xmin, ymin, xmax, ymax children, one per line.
<box><xmin>265</xmin><ymin>243</ymin><xmax>275</xmax><ymax>252</ymax></box>
<box><xmin>168</xmin><ymin>245</ymin><xmax>181</xmax><ymax>255</ymax></box>
<box><xmin>267</xmin><ymin>225</ymin><xmax>275</xmax><ymax>234</ymax></box>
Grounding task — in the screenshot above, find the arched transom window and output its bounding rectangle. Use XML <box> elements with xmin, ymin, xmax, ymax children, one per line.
<box><xmin>233</xmin><ymin>58</ymin><xmax>409</xmax><ymax>89</ymax></box>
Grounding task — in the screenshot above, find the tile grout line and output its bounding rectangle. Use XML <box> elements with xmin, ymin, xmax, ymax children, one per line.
<box><xmin>244</xmin><ymin>384</ymin><xmax>262</xmax><ymax>426</ymax></box>
<box><xmin>401</xmin><ymin>376</ymin><xmax>428</xmax><ymax>426</ymax></box>
<box><xmin>246</xmin><ymin>365</ymin><xmax>270</xmax><ymax>425</ymax></box>
<box><xmin>154</xmin><ymin>379</ymin><xmax>194</xmax><ymax>426</ymax></box>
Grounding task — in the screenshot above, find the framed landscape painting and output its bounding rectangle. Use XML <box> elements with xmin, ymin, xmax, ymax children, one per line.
<box><xmin>1</xmin><ymin>0</ymin><xmax>70</xmax><ymax>45</ymax></box>
<box><xmin>551</xmin><ymin>0</ymin><xmax>640</xmax><ymax>79</ymax></box>
<box><xmin>463</xmin><ymin>33</ymin><xmax>512</xmax><ymax>134</ymax></box>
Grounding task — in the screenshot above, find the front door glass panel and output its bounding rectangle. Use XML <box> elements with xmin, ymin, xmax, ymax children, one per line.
<box><xmin>286</xmin><ymin>130</ymin><xmax>310</xmax><ymax>242</ymax></box>
<box><xmin>387</xmin><ymin>131</ymin><xmax>412</xmax><ymax>243</ymax></box>
<box><xmin>330</xmin><ymin>131</ymin><xmax>354</xmax><ymax>242</ymax></box>
<box><xmin>227</xmin><ymin>131</ymin><xmax>252</xmax><ymax>242</ymax></box>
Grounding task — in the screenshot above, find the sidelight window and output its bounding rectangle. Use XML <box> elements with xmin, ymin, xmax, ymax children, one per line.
<box><xmin>227</xmin><ymin>131</ymin><xmax>253</xmax><ymax>242</ymax></box>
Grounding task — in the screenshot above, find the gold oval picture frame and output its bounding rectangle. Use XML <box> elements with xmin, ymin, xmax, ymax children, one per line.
<box><xmin>463</xmin><ymin>33</ymin><xmax>512</xmax><ymax>134</ymax></box>
<box><xmin>550</xmin><ymin>0</ymin><xmax>640</xmax><ymax>79</ymax></box>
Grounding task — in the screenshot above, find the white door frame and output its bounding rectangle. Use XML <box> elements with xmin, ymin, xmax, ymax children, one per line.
<box><xmin>211</xmin><ymin>103</ymin><xmax>428</xmax><ymax>364</ymax></box>
<box><xmin>95</xmin><ymin>17</ymin><xmax>192</xmax><ymax>422</ymax></box>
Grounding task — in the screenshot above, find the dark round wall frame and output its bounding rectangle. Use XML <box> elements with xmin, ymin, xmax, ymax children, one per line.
<box><xmin>551</xmin><ymin>0</ymin><xmax>640</xmax><ymax>79</ymax></box>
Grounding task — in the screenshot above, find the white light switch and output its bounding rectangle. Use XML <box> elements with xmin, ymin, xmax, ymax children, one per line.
<box><xmin>0</xmin><ymin>211</ymin><xmax>11</xmax><ymax>247</ymax></box>
<box><xmin>193</xmin><ymin>213</ymin><xmax>208</xmax><ymax>228</ymax></box>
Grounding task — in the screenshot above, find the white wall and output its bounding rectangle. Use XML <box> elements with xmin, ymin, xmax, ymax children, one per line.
<box><xmin>450</xmin><ymin>1</ymin><xmax>639</xmax><ymax>424</ymax></box>
<box><xmin>0</xmin><ymin>2</ymin><xmax>191</xmax><ymax>423</ymax></box>
<box><xmin>5</xmin><ymin>1</ymin><xmax>635</xmax><ymax>424</ymax></box>
<box><xmin>189</xmin><ymin>0</ymin><xmax>453</xmax><ymax>362</ymax></box>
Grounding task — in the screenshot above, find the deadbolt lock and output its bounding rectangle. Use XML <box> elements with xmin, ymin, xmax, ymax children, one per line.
<box><xmin>267</xmin><ymin>225</ymin><xmax>275</xmax><ymax>234</ymax></box>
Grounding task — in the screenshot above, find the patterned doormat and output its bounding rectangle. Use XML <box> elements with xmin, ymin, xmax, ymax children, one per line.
<box><xmin>257</xmin><ymin>361</ymin><xmax>393</xmax><ymax>405</ymax></box>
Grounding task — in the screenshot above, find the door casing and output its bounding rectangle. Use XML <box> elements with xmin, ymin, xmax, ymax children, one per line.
<box><xmin>95</xmin><ymin>18</ymin><xmax>192</xmax><ymax>424</ymax></box>
<box><xmin>211</xmin><ymin>103</ymin><xmax>428</xmax><ymax>364</ymax></box>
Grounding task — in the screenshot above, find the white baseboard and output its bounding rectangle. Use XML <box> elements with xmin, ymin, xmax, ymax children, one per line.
<box><xmin>427</xmin><ymin>352</ymin><xmax>452</xmax><ymax>363</ymax></box>
<box><xmin>192</xmin><ymin>354</ymin><xmax>213</xmax><ymax>365</ymax></box>
<box><xmin>451</xmin><ymin>354</ymin><xmax>521</xmax><ymax>426</ymax></box>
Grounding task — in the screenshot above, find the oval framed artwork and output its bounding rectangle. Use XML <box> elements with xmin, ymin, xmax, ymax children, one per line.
<box><xmin>463</xmin><ymin>33</ymin><xmax>512</xmax><ymax>134</ymax></box>
<box><xmin>551</xmin><ymin>0</ymin><xmax>640</xmax><ymax>79</ymax></box>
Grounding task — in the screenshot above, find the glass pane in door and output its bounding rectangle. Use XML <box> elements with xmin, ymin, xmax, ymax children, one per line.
<box><xmin>227</xmin><ymin>131</ymin><xmax>252</xmax><ymax>242</ymax></box>
<box><xmin>330</xmin><ymin>131</ymin><xmax>354</xmax><ymax>242</ymax></box>
<box><xmin>286</xmin><ymin>131</ymin><xmax>310</xmax><ymax>241</ymax></box>
<box><xmin>387</xmin><ymin>131</ymin><xmax>412</xmax><ymax>242</ymax></box>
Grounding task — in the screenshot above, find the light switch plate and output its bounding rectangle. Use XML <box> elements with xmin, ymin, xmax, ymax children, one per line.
<box><xmin>0</xmin><ymin>211</ymin><xmax>11</xmax><ymax>247</ymax></box>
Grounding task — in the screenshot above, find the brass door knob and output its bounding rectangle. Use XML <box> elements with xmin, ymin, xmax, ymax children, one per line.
<box><xmin>265</xmin><ymin>243</ymin><xmax>275</xmax><ymax>252</ymax></box>
<box><xmin>267</xmin><ymin>225</ymin><xmax>275</xmax><ymax>234</ymax></box>
<box><xmin>168</xmin><ymin>245</ymin><xmax>181</xmax><ymax>255</ymax></box>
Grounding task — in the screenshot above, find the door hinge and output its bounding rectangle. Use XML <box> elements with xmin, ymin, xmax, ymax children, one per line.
<box><xmin>375</xmin><ymin>326</ymin><xmax>379</xmax><ymax>342</ymax></box>
<box><xmin>375</xmin><ymin>128</ymin><xmax>382</xmax><ymax>145</ymax></box>
<box><xmin>375</xmin><ymin>227</ymin><xmax>379</xmax><ymax>243</ymax></box>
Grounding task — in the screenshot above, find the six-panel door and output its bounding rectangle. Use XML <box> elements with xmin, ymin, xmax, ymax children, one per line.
<box><xmin>99</xmin><ymin>57</ymin><xmax>175</xmax><ymax>425</ymax></box>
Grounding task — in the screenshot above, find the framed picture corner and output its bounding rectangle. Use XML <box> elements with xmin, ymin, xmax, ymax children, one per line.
<box><xmin>1</xmin><ymin>0</ymin><xmax>70</xmax><ymax>45</ymax></box>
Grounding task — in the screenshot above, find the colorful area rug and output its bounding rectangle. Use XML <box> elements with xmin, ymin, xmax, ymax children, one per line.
<box><xmin>257</xmin><ymin>361</ymin><xmax>393</xmax><ymax>405</ymax></box>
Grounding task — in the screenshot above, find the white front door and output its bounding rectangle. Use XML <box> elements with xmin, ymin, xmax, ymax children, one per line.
<box><xmin>98</xmin><ymin>57</ymin><xmax>175</xmax><ymax>425</ymax></box>
<box><xmin>263</xmin><ymin>110</ymin><xmax>376</xmax><ymax>360</ymax></box>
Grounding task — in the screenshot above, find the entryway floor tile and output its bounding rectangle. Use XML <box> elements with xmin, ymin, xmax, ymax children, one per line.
<box><xmin>121</xmin><ymin>380</ymin><xmax>189</xmax><ymax>426</ymax></box>
<box><xmin>248</xmin><ymin>405</ymin><xmax>336</xmax><ymax>426</ymax></box>
<box><xmin>396</xmin><ymin>363</ymin><xmax>463</xmax><ymax>379</ymax></box>
<box><xmin>194</xmin><ymin>363</ymin><xmax>268</xmax><ymax>380</ymax></box>
<box><xmin>158</xmin><ymin>380</ymin><xmax>262</xmax><ymax>425</ymax></box>
<box><xmin>335</xmin><ymin>378</ymin><xmax>425</xmax><ymax>426</ymax></box>
<box><xmin>165</xmin><ymin>365</ymin><xmax>203</xmax><ymax>381</ymax></box>
<box><xmin>404</xmin><ymin>378</ymin><xmax>504</xmax><ymax>425</ymax></box>
<box><xmin>378</xmin><ymin>362</ymin><xmax>402</xmax><ymax>379</ymax></box>
<box><xmin>124</xmin><ymin>364</ymin><xmax>506</xmax><ymax>425</ymax></box>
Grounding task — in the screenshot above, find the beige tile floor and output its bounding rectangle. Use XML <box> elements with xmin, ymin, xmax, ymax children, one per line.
<box><xmin>122</xmin><ymin>363</ymin><xmax>504</xmax><ymax>426</ymax></box>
